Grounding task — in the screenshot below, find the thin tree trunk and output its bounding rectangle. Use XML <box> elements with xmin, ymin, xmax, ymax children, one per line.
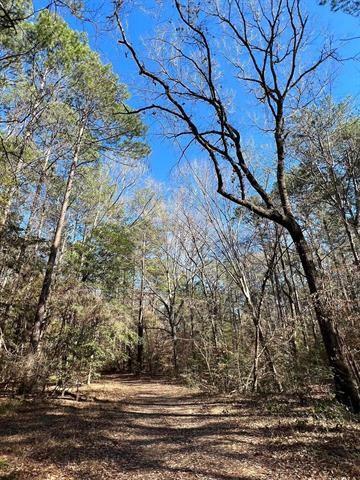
<box><xmin>31</xmin><ymin>125</ymin><xmax>85</xmax><ymax>351</ymax></box>
<box><xmin>343</xmin><ymin>219</ymin><xmax>359</xmax><ymax>267</ymax></box>
<box><xmin>236</xmin><ymin>270</ymin><xmax>282</xmax><ymax>392</ymax></box>
<box><xmin>0</xmin><ymin>156</ymin><xmax>24</xmax><ymax>231</ymax></box>
<box><xmin>252</xmin><ymin>322</ymin><xmax>260</xmax><ymax>392</ymax></box>
<box><xmin>279</xmin><ymin>246</ymin><xmax>298</xmax><ymax>358</ymax></box>
<box><xmin>170</xmin><ymin>321</ymin><xmax>178</xmax><ymax>375</ymax></box>
<box><xmin>16</xmin><ymin>147</ymin><xmax>52</xmax><ymax>276</ymax></box>
<box><xmin>137</xmin><ymin>233</ymin><xmax>146</xmax><ymax>373</ymax></box>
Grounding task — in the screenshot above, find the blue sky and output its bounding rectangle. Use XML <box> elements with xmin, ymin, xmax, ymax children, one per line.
<box><xmin>40</xmin><ymin>1</ymin><xmax>360</xmax><ymax>182</ymax></box>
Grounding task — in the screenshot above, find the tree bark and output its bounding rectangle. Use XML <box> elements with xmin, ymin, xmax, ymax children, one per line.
<box><xmin>31</xmin><ymin>125</ymin><xmax>85</xmax><ymax>351</ymax></box>
<box><xmin>137</xmin><ymin>234</ymin><xmax>146</xmax><ymax>373</ymax></box>
<box><xmin>170</xmin><ymin>322</ymin><xmax>179</xmax><ymax>375</ymax></box>
<box><xmin>286</xmin><ymin>217</ymin><xmax>360</xmax><ymax>412</ymax></box>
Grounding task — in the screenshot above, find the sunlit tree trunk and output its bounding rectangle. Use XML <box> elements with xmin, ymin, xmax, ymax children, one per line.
<box><xmin>31</xmin><ymin>124</ymin><xmax>85</xmax><ymax>351</ymax></box>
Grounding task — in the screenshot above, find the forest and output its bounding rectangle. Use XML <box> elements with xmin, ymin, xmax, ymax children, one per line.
<box><xmin>0</xmin><ymin>1</ymin><xmax>359</xmax><ymax>479</ymax></box>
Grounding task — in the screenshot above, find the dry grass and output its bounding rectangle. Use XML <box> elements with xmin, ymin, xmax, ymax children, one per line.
<box><xmin>0</xmin><ymin>374</ymin><xmax>359</xmax><ymax>480</ymax></box>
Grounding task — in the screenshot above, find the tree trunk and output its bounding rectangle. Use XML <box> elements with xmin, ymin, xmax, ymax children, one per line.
<box><xmin>15</xmin><ymin>147</ymin><xmax>52</xmax><ymax>278</ymax></box>
<box><xmin>236</xmin><ymin>270</ymin><xmax>282</xmax><ymax>392</ymax></box>
<box><xmin>0</xmin><ymin>156</ymin><xmax>24</xmax><ymax>232</ymax></box>
<box><xmin>170</xmin><ymin>323</ymin><xmax>178</xmax><ymax>375</ymax></box>
<box><xmin>343</xmin><ymin>219</ymin><xmax>359</xmax><ymax>267</ymax></box>
<box><xmin>286</xmin><ymin>217</ymin><xmax>360</xmax><ymax>412</ymax></box>
<box><xmin>31</xmin><ymin>125</ymin><xmax>85</xmax><ymax>351</ymax></box>
<box><xmin>252</xmin><ymin>322</ymin><xmax>260</xmax><ymax>392</ymax></box>
<box><xmin>136</xmin><ymin>234</ymin><xmax>146</xmax><ymax>373</ymax></box>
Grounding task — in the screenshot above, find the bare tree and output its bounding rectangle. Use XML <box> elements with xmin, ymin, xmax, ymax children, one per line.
<box><xmin>176</xmin><ymin>164</ymin><xmax>283</xmax><ymax>391</ymax></box>
<box><xmin>114</xmin><ymin>0</ymin><xmax>360</xmax><ymax>410</ymax></box>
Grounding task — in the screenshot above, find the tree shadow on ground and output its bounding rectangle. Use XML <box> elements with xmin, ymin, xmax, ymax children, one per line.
<box><xmin>0</xmin><ymin>375</ymin><xmax>358</xmax><ymax>480</ymax></box>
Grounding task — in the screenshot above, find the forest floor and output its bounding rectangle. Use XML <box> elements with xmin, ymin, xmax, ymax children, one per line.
<box><xmin>0</xmin><ymin>375</ymin><xmax>359</xmax><ymax>480</ymax></box>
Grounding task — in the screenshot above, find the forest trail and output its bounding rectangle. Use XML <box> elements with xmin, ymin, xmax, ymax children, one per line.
<box><xmin>0</xmin><ymin>375</ymin><xmax>359</xmax><ymax>480</ymax></box>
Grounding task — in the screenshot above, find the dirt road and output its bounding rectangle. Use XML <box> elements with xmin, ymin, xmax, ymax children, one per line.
<box><xmin>0</xmin><ymin>375</ymin><xmax>358</xmax><ymax>479</ymax></box>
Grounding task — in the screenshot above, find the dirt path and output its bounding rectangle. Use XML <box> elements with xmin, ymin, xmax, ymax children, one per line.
<box><xmin>0</xmin><ymin>375</ymin><xmax>359</xmax><ymax>480</ymax></box>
